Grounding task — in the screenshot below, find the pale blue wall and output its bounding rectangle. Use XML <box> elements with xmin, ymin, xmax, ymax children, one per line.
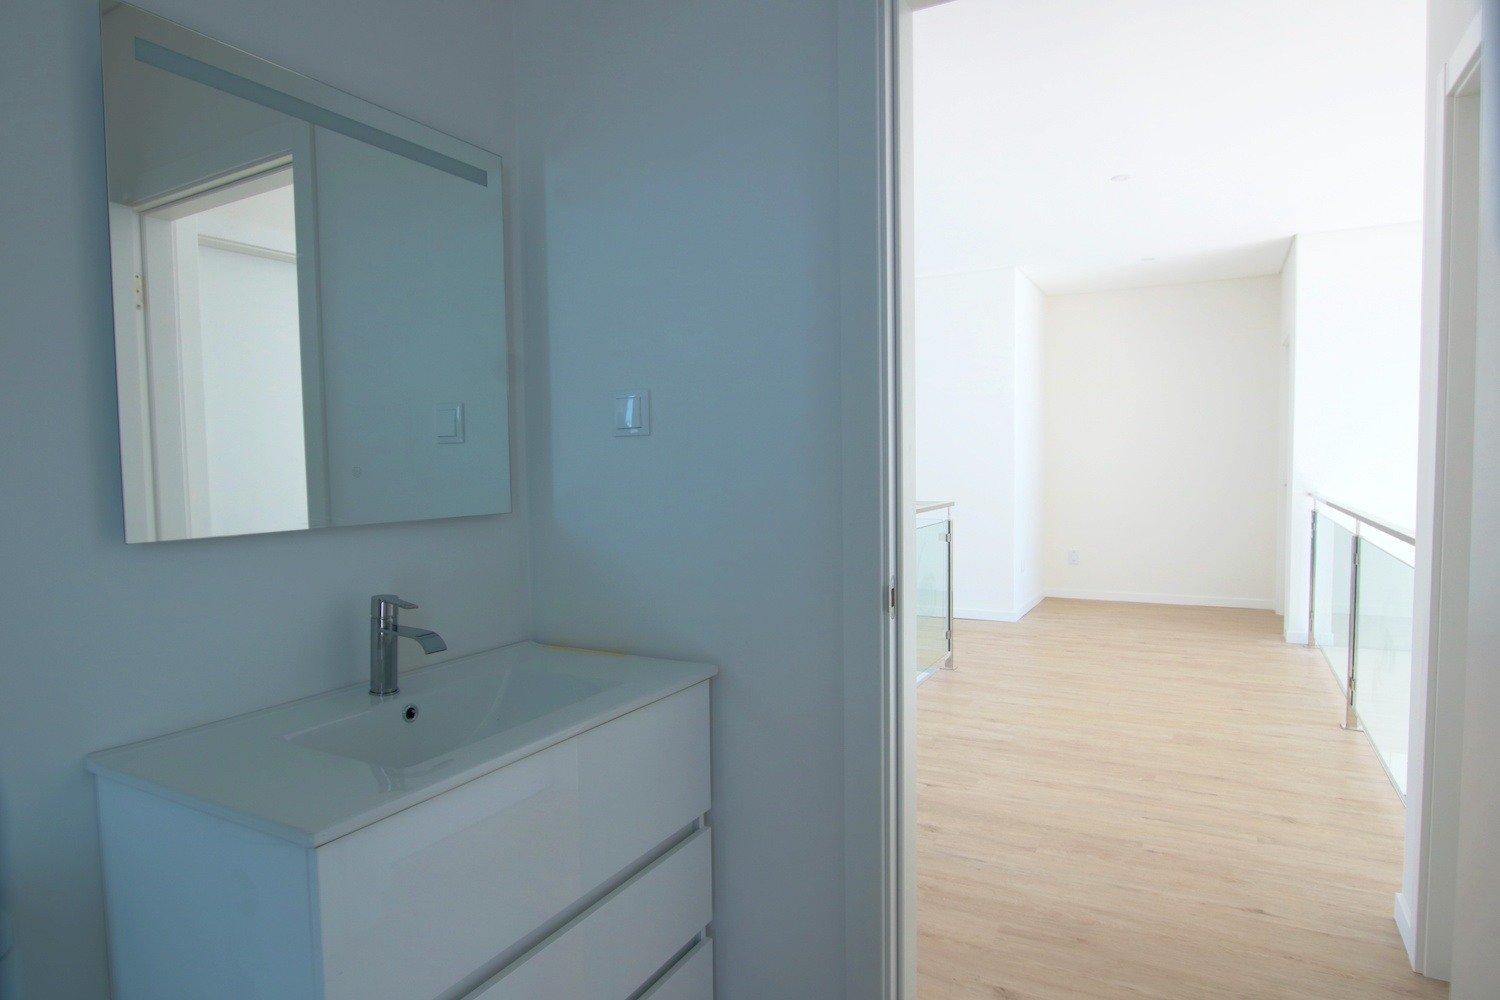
<box><xmin>510</xmin><ymin>1</ymin><xmax>849</xmax><ymax>995</ymax></box>
<box><xmin>1</xmin><ymin>1</ymin><xmax>861</xmax><ymax>997</ymax></box>
<box><xmin>0</xmin><ymin>3</ymin><xmax>528</xmax><ymax>997</ymax></box>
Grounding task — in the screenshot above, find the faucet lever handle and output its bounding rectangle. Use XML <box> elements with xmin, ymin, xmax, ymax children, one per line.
<box><xmin>371</xmin><ymin>594</ymin><xmax>418</xmax><ymax>620</ymax></box>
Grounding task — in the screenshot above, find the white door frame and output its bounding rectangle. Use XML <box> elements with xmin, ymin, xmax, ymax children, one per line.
<box><xmin>835</xmin><ymin>0</ymin><xmax>933</xmax><ymax>996</ymax></box>
<box><xmin>139</xmin><ymin>206</ymin><xmax>214</xmax><ymax>537</ymax></box>
<box><xmin>1401</xmin><ymin>11</ymin><xmax>1483</xmax><ymax>980</ymax></box>
<box><xmin>836</xmin><ymin>0</ymin><xmax>908</xmax><ymax>996</ymax></box>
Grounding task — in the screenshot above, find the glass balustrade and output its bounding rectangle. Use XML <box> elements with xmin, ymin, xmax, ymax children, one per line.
<box><xmin>1311</xmin><ymin>511</ymin><xmax>1355</xmax><ymax>690</ymax></box>
<box><xmin>1354</xmin><ymin>535</ymin><xmax>1416</xmax><ymax>795</ymax></box>
<box><xmin>1307</xmin><ymin>497</ymin><xmax>1416</xmax><ymax>798</ymax></box>
<box><xmin>915</xmin><ymin>511</ymin><xmax>953</xmax><ymax>682</ymax></box>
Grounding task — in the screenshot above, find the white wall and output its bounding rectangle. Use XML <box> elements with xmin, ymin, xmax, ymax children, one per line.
<box><xmin>1281</xmin><ymin>222</ymin><xmax>1424</xmax><ymax>640</ymax></box>
<box><xmin>508</xmin><ymin>1</ymin><xmax>849</xmax><ymax>995</ymax></box>
<box><xmin>195</xmin><ymin>244</ymin><xmax>308</xmax><ymax>536</ymax></box>
<box><xmin>194</xmin><ymin>193</ymin><xmax>309</xmax><ymax>537</ymax></box>
<box><xmin>0</xmin><ymin>3</ymin><xmax>529</xmax><ymax>997</ymax></box>
<box><xmin>914</xmin><ymin>266</ymin><xmax>1044</xmax><ymax>620</ymax></box>
<box><xmin>1012</xmin><ymin>273</ymin><xmax>1045</xmax><ymax>609</ymax></box>
<box><xmin>916</xmin><ymin>269</ymin><xmax>1011</xmax><ymax>617</ymax></box>
<box><xmin>1042</xmin><ymin>275</ymin><xmax>1282</xmax><ymax>608</ymax></box>
<box><xmin>1277</xmin><ymin>243</ymin><xmax>1298</xmax><ymax>616</ymax></box>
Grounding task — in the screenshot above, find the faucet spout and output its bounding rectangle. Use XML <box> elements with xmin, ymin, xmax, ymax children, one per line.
<box><xmin>392</xmin><ymin>625</ymin><xmax>447</xmax><ymax>654</ymax></box>
<box><xmin>369</xmin><ymin>595</ymin><xmax>445</xmax><ymax>695</ymax></box>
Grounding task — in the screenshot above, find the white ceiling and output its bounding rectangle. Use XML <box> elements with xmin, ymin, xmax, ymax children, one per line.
<box><xmin>913</xmin><ymin>0</ymin><xmax>1428</xmax><ymax>294</ymax></box>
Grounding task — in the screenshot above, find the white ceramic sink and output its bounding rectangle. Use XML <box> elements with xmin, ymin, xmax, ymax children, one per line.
<box><xmin>86</xmin><ymin>641</ymin><xmax>716</xmax><ymax>845</ymax></box>
<box><xmin>289</xmin><ymin>667</ymin><xmax>607</xmax><ymax>768</ymax></box>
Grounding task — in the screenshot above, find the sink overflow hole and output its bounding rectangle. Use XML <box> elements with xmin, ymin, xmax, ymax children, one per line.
<box><xmin>403</xmin><ymin>705</ymin><xmax>419</xmax><ymax>722</ymax></box>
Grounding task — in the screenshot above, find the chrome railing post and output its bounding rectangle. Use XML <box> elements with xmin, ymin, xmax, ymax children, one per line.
<box><xmin>943</xmin><ymin>516</ymin><xmax>955</xmax><ymax>670</ymax></box>
<box><xmin>1342</xmin><ymin>525</ymin><xmax>1362</xmax><ymax>732</ymax></box>
<box><xmin>1306</xmin><ymin>505</ymin><xmax>1318</xmax><ymax>647</ymax></box>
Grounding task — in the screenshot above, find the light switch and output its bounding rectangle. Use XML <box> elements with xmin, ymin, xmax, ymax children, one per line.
<box><xmin>613</xmin><ymin>390</ymin><xmax>650</xmax><ymax>437</ymax></box>
<box><xmin>436</xmin><ymin>403</ymin><xmax>464</xmax><ymax>443</ymax></box>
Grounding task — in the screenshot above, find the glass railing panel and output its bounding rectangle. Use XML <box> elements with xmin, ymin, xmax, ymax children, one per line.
<box><xmin>915</xmin><ymin>519</ymin><xmax>951</xmax><ymax>675</ymax></box>
<box><xmin>1311</xmin><ymin>511</ymin><xmax>1354</xmax><ymax>688</ymax></box>
<box><xmin>1354</xmin><ymin>535</ymin><xmax>1416</xmax><ymax>796</ymax></box>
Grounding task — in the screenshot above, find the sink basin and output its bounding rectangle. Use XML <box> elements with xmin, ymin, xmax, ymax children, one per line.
<box><xmin>289</xmin><ymin>667</ymin><xmax>606</xmax><ymax>768</ymax></box>
<box><xmin>85</xmin><ymin>641</ymin><xmax>716</xmax><ymax>846</ymax></box>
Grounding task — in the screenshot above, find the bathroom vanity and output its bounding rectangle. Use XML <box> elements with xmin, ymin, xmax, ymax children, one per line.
<box><xmin>87</xmin><ymin>643</ymin><xmax>716</xmax><ymax>999</ymax></box>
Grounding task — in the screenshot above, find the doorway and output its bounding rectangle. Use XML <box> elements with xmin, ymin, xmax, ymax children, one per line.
<box><xmin>886</xmin><ymin>1</ymin><xmax>1453</xmax><ymax>996</ymax></box>
<box><xmin>115</xmin><ymin>164</ymin><xmax>309</xmax><ymax>540</ymax></box>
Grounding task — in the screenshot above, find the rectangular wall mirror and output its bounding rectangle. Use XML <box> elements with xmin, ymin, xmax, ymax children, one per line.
<box><xmin>100</xmin><ymin>2</ymin><xmax>510</xmax><ymax>542</ymax></box>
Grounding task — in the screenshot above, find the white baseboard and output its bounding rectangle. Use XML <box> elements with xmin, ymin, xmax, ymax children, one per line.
<box><xmin>1013</xmin><ymin>594</ymin><xmax>1044</xmax><ymax>620</ymax></box>
<box><xmin>1394</xmin><ymin>891</ymin><xmax>1417</xmax><ymax>971</ymax></box>
<box><xmin>1284</xmin><ymin>630</ymin><xmax>1309</xmax><ymax>645</ymax></box>
<box><xmin>956</xmin><ymin>595</ymin><xmax>1043</xmax><ymax>624</ymax></box>
<box><xmin>955</xmin><ymin>608</ymin><xmax>1023</xmax><ymax>623</ymax></box>
<box><xmin>1042</xmin><ymin>588</ymin><xmax>1276</xmax><ymax>611</ymax></box>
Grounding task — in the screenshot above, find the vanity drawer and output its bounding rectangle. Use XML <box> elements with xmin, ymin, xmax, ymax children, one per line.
<box><xmin>640</xmin><ymin>938</ymin><xmax>714</xmax><ymax>1000</ymax></box>
<box><xmin>470</xmin><ymin>827</ymin><xmax>712</xmax><ymax>999</ymax></box>
<box><xmin>315</xmin><ymin>683</ymin><xmax>710</xmax><ymax>1000</ymax></box>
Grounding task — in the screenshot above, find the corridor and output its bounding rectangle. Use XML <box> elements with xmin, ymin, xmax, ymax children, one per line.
<box><xmin>916</xmin><ymin>600</ymin><xmax>1443</xmax><ymax>999</ymax></box>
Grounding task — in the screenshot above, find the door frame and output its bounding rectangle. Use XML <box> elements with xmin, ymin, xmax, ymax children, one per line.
<box><xmin>836</xmin><ymin>0</ymin><xmax>910</xmax><ymax>995</ymax></box>
<box><xmin>837</xmin><ymin>0</ymin><xmax>937</xmax><ymax>995</ymax></box>
<box><xmin>1401</xmin><ymin>11</ymin><xmax>1483</xmax><ymax>980</ymax></box>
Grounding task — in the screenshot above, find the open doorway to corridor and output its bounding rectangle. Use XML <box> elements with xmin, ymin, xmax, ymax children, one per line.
<box><xmin>902</xmin><ymin>1</ymin><xmax>1442</xmax><ymax>995</ymax></box>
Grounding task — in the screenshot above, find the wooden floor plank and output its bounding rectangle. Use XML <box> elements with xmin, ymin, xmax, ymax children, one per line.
<box><xmin>916</xmin><ymin>599</ymin><xmax>1446</xmax><ymax>1000</ymax></box>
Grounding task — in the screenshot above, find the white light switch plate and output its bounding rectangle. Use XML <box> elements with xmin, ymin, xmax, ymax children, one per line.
<box><xmin>613</xmin><ymin>390</ymin><xmax>650</xmax><ymax>437</ymax></box>
<box><xmin>436</xmin><ymin>403</ymin><xmax>465</xmax><ymax>443</ymax></box>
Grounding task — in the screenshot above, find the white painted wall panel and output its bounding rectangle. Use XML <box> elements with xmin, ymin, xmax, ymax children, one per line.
<box><xmin>195</xmin><ymin>245</ymin><xmax>309</xmax><ymax>535</ymax></box>
<box><xmin>1282</xmin><ymin>222</ymin><xmax>1424</xmax><ymax>638</ymax></box>
<box><xmin>509</xmin><ymin>2</ymin><xmax>847</xmax><ymax>995</ymax></box>
<box><xmin>914</xmin><ymin>267</ymin><xmax>1045</xmax><ymax>620</ymax></box>
<box><xmin>1043</xmin><ymin>275</ymin><xmax>1282</xmax><ymax>608</ymax></box>
<box><xmin>915</xmin><ymin>268</ymin><xmax>1019</xmax><ymax>618</ymax></box>
<box><xmin>1012</xmin><ymin>272</ymin><xmax>1045</xmax><ymax>613</ymax></box>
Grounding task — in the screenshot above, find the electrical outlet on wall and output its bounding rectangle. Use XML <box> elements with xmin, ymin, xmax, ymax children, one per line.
<box><xmin>1067</xmin><ymin>549</ymin><xmax>1080</xmax><ymax>566</ymax></box>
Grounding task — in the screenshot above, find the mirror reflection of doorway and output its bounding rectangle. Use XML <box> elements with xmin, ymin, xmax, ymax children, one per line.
<box><xmin>122</xmin><ymin>164</ymin><xmax>309</xmax><ymax>540</ymax></box>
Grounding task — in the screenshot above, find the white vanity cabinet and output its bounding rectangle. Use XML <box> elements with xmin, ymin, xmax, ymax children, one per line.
<box><xmin>88</xmin><ymin>645</ymin><xmax>715</xmax><ymax>1000</ymax></box>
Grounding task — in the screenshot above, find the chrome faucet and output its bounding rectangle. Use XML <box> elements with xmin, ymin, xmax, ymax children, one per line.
<box><xmin>369</xmin><ymin>595</ymin><xmax>447</xmax><ymax>696</ymax></box>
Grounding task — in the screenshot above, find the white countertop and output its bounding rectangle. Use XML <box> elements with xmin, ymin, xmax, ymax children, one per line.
<box><xmin>86</xmin><ymin>642</ymin><xmax>716</xmax><ymax>847</ymax></box>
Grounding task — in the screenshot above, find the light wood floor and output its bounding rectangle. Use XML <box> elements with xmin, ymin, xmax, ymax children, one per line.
<box><xmin>916</xmin><ymin>599</ymin><xmax>1446</xmax><ymax>1000</ymax></box>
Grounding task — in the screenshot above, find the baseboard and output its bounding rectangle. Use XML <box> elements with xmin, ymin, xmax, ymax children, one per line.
<box><xmin>1394</xmin><ymin>891</ymin><xmax>1418</xmax><ymax>971</ymax></box>
<box><xmin>956</xmin><ymin>595</ymin><xmax>1042</xmax><ymax>624</ymax></box>
<box><xmin>1284</xmin><ymin>630</ymin><xmax>1309</xmax><ymax>645</ymax></box>
<box><xmin>955</xmin><ymin>608</ymin><xmax>1022</xmax><ymax>623</ymax></box>
<box><xmin>1042</xmin><ymin>588</ymin><xmax>1276</xmax><ymax>611</ymax></box>
<box><xmin>1013</xmin><ymin>594</ymin><xmax>1044</xmax><ymax>620</ymax></box>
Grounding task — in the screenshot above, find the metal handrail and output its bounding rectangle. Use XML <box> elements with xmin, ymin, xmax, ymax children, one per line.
<box><xmin>1308</xmin><ymin>493</ymin><xmax>1416</xmax><ymax>546</ymax></box>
